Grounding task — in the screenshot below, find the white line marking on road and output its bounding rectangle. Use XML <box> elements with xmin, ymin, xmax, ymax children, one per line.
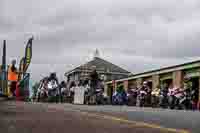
<box><xmin>74</xmin><ymin>109</ymin><xmax>190</xmax><ymax>133</ymax></box>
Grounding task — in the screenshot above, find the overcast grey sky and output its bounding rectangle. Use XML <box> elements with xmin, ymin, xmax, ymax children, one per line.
<box><xmin>1</xmin><ymin>0</ymin><xmax>200</xmax><ymax>82</ymax></box>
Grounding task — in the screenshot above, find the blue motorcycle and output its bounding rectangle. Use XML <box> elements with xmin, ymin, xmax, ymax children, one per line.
<box><xmin>112</xmin><ymin>91</ymin><xmax>127</xmax><ymax>105</ymax></box>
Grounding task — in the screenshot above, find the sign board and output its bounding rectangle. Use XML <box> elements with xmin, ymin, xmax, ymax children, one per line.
<box><xmin>160</xmin><ymin>73</ymin><xmax>172</xmax><ymax>81</ymax></box>
<box><xmin>184</xmin><ymin>63</ymin><xmax>200</xmax><ymax>70</ymax></box>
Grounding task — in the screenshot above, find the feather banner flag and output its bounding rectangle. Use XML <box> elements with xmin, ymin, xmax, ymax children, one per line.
<box><xmin>18</xmin><ymin>57</ymin><xmax>25</xmax><ymax>81</ymax></box>
<box><xmin>23</xmin><ymin>37</ymin><xmax>33</xmax><ymax>73</ymax></box>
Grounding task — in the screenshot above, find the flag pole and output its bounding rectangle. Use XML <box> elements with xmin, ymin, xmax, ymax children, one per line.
<box><xmin>1</xmin><ymin>40</ymin><xmax>7</xmax><ymax>95</ymax></box>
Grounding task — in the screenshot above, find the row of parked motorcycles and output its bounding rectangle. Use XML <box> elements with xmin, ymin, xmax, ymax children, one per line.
<box><xmin>112</xmin><ymin>85</ymin><xmax>198</xmax><ymax>110</ymax></box>
<box><xmin>160</xmin><ymin>87</ymin><xmax>197</xmax><ymax>110</ymax></box>
<box><xmin>36</xmin><ymin>72</ymin><xmax>198</xmax><ymax>111</ymax></box>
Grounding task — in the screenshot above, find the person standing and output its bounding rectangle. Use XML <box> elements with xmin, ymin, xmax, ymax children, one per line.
<box><xmin>48</xmin><ymin>72</ymin><xmax>59</xmax><ymax>103</ymax></box>
<box><xmin>59</xmin><ymin>81</ymin><xmax>66</xmax><ymax>103</ymax></box>
<box><xmin>8</xmin><ymin>59</ymin><xmax>18</xmax><ymax>98</ymax></box>
<box><xmin>36</xmin><ymin>77</ymin><xmax>48</xmax><ymax>102</ymax></box>
<box><xmin>90</xmin><ymin>68</ymin><xmax>99</xmax><ymax>94</ymax></box>
<box><xmin>69</xmin><ymin>81</ymin><xmax>76</xmax><ymax>103</ymax></box>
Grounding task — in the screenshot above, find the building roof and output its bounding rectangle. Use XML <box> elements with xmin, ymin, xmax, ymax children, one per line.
<box><xmin>130</xmin><ymin>60</ymin><xmax>200</xmax><ymax>77</ymax></box>
<box><xmin>65</xmin><ymin>57</ymin><xmax>130</xmax><ymax>76</ymax></box>
<box><xmin>106</xmin><ymin>60</ymin><xmax>200</xmax><ymax>84</ymax></box>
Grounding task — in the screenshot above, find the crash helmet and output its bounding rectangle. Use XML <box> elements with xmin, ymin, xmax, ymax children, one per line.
<box><xmin>143</xmin><ymin>81</ymin><xmax>148</xmax><ymax>86</ymax></box>
<box><xmin>43</xmin><ymin>77</ymin><xmax>49</xmax><ymax>83</ymax></box>
<box><xmin>11</xmin><ymin>59</ymin><xmax>16</xmax><ymax>65</ymax></box>
<box><xmin>61</xmin><ymin>81</ymin><xmax>65</xmax><ymax>85</ymax></box>
<box><xmin>49</xmin><ymin>72</ymin><xmax>57</xmax><ymax>78</ymax></box>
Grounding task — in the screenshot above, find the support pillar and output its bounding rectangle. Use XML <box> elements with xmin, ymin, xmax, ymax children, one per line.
<box><xmin>173</xmin><ymin>70</ymin><xmax>183</xmax><ymax>88</ymax></box>
<box><xmin>112</xmin><ymin>80</ymin><xmax>117</xmax><ymax>92</ymax></box>
<box><xmin>104</xmin><ymin>83</ymin><xmax>108</xmax><ymax>96</ymax></box>
<box><xmin>123</xmin><ymin>80</ymin><xmax>129</xmax><ymax>92</ymax></box>
<box><xmin>198</xmin><ymin>72</ymin><xmax>200</xmax><ymax>110</ymax></box>
<box><xmin>152</xmin><ymin>75</ymin><xmax>160</xmax><ymax>90</ymax></box>
<box><xmin>136</xmin><ymin>78</ymin><xmax>143</xmax><ymax>88</ymax></box>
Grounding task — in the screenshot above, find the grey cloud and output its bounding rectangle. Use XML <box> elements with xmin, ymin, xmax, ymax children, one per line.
<box><xmin>1</xmin><ymin>0</ymin><xmax>200</xmax><ymax>81</ymax></box>
<box><xmin>0</xmin><ymin>17</ymin><xmax>14</xmax><ymax>32</ymax></box>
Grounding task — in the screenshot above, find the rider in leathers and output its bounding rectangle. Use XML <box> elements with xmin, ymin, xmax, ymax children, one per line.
<box><xmin>89</xmin><ymin>68</ymin><xmax>99</xmax><ymax>95</ymax></box>
<box><xmin>47</xmin><ymin>72</ymin><xmax>59</xmax><ymax>102</ymax></box>
<box><xmin>36</xmin><ymin>77</ymin><xmax>48</xmax><ymax>102</ymax></box>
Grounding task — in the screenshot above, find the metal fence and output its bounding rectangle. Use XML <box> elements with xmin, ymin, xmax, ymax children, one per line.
<box><xmin>0</xmin><ymin>70</ymin><xmax>30</xmax><ymax>99</ymax></box>
<box><xmin>18</xmin><ymin>73</ymin><xmax>30</xmax><ymax>100</ymax></box>
<box><xmin>0</xmin><ymin>70</ymin><xmax>8</xmax><ymax>96</ymax></box>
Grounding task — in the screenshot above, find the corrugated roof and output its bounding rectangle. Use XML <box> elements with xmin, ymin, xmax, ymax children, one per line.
<box><xmin>65</xmin><ymin>57</ymin><xmax>130</xmax><ymax>75</ymax></box>
<box><xmin>107</xmin><ymin>60</ymin><xmax>200</xmax><ymax>83</ymax></box>
<box><xmin>128</xmin><ymin>60</ymin><xmax>200</xmax><ymax>77</ymax></box>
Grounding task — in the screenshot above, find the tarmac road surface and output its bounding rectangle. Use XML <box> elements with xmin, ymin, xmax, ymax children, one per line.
<box><xmin>63</xmin><ymin>104</ymin><xmax>200</xmax><ymax>133</ymax></box>
<box><xmin>0</xmin><ymin>101</ymin><xmax>196</xmax><ymax>133</ymax></box>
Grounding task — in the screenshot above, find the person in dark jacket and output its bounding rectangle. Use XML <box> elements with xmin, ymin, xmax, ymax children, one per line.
<box><xmin>90</xmin><ymin>68</ymin><xmax>99</xmax><ymax>94</ymax></box>
<box><xmin>69</xmin><ymin>81</ymin><xmax>76</xmax><ymax>103</ymax></box>
<box><xmin>59</xmin><ymin>81</ymin><xmax>66</xmax><ymax>103</ymax></box>
<box><xmin>48</xmin><ymin>72</ymin><xmax>59</xmax><ymax>103</ymax></box>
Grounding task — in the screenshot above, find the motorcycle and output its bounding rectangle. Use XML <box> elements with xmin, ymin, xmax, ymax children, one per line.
<box><xmin>36</xmin><ymin>80</ymin><xmax>48</xmax><ymax>102</ymax></box>
<box><xmin>138</xmin><ymin>90</ymin><xmax>147</xmax><ymax>107</ymax></box>
<box><xmin>159</xmin><ymin>88</ymin><xmax>168</xmax><ymax>108</ymax></box>
<box><xmin>84</xmin><ymin>88</ymin><xmax>89</xmax><ymax>105</ymax></box>
<box><xmin>168</xmin><ymin>88</ymin><xmax>176</xmax><ymax>109</ymax></box>
<box><xmin>84</xmin><ymin>85</ymin><xmax>105</xmax><ymax>105</ymax></box>
<box><xmin>95</xmin><ymin>89</ymin><xmax>105</xmax><ymax>105</ymax></box>
<box><xmin>168</xmin><ymin>88</ymin><xmax>185</xmax><ymax>110</ymax></box>
<box><xmin>39</xmin><ymin>89</ymin><xmax>48</xmax><ymax>102</ymax></box>
<box><xmin>112</xmin><ymin>91</ymin><xmax>127</xmax><ymax>105</ymax></box>
<box><xmin>191</xmin><ymin>89</ymin><xmax>198</xmax><ymax>110</ymax></box>
<box><xmin>145</xmin><ymin>88</ymin><xmax>152</xmax><ymax>107</ymax></box>
<box><xmin>178</xmin><ymin>89</ymin><xmax>193</xmax><ymax>110</ymax></box>
<box><xmin>151</xmin><ymin>88</ymin><xmax>160</xmax><ymax>108</ymax></box>
<box><xmin>127</xmin><ymin>88</ymin><xmax>138</xmax><ymax>106</ymax></box>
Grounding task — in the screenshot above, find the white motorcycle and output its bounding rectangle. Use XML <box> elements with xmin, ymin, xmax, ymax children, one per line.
<box><xmin>138</xmin><ymin>90</ymin><xmax>147</xmax><ymax>107</ymax></box>
<box><xmin>151</xmin><ymin>89</ymin><xmax>160</xmax><ymax>107</ymax></box>
<box><xmin>168</xmin><ymin>88</ymin><xmax>185</xmax><ymax>110</ymax></box>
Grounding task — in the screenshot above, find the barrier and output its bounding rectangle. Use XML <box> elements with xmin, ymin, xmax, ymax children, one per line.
<box><xmin>0</xmin><ymin>70</ymin><xmax>8</xmax><ymax>96</ymax></box>
<box><xmin>16</xmin><ymin>73</ymin><xmax>30</xmax><ymax>101</ymax></box>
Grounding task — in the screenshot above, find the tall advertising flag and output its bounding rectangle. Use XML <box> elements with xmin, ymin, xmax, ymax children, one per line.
<box><xmin>23</xmin><ymin>37</ymin><xmax>33</xmax><ymax>73</ymax></box>
<box><xmin>2</xmin><ymin>40</ymin><xmax>6</xmax><ymax>71</ymax></box>
<box><xmin>1</xmin><ymin>40</ymin><xmax>6</xmax><ymax>94</ymax></box>
<box><xmin>18</xmin><ymin>57</ymin><xmax>25</xmax><ymax>81</ymax></box>
<box><xmin>1</xmin><ymin>40</ymin><xmax>6</xmax><ymax>80</ymax></box>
